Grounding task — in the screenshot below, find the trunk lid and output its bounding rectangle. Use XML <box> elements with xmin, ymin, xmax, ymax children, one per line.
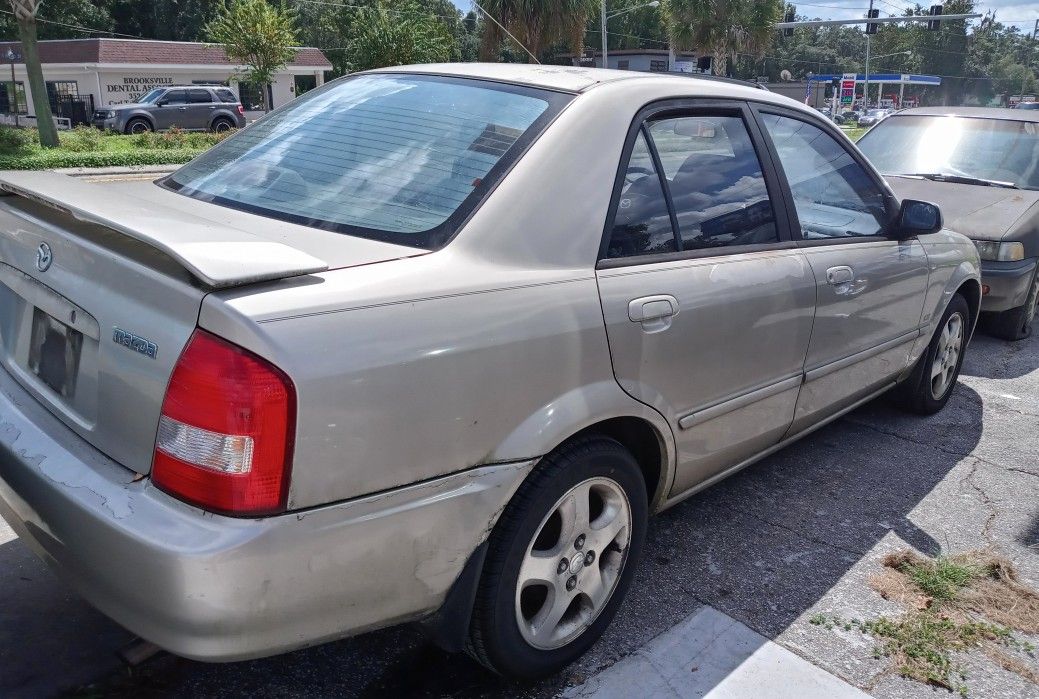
<box><xmin>0</xmin><ymin>172</ymin><xmax>425</xmax><ymax>475</ymax></box>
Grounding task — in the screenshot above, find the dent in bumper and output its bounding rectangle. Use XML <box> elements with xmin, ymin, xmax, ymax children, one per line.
<box><xmin>980</xmin><ymin>258</ymin><xmax>1037</xmax><ymax>312</ymax></box>
<box><xmin>0</xmin><ymin>365</ymin><xmax>533</xmax><ymax>661</ymax></box>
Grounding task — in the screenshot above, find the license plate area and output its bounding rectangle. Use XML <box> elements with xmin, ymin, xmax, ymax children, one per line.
<box><xmin>28</xmin><ymin>307</ymin><xmax>84</xmax><ymax>399</ymax></box>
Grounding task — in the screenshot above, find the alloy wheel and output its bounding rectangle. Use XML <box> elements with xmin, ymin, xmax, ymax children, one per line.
<box><xmin>931</xmin><ymin>312</ymin><xmax>964</xmax><ymax>399</ymax></box>
<box><xmin>515</xmin><ymin>477</ymin><xmax>632</xmax><ymax>650</ymax></box>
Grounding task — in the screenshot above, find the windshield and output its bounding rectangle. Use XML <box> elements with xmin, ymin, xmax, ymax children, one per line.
<box><xmin>857</xmin><ymin>115</ymin><xmax>1039</xmax><ymax>190</ymax></box>
<box><xmin>164</xmin><ymin>74</ymin><xmax>567</xmax><ymax>249</ymax></box>
<box><xmin>139</xmin><ymin>88</ymin><xmax>165</xmax><ymax>104</ymax></box>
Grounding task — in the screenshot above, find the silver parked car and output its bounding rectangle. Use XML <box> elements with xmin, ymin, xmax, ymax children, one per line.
<box><xmin>0</xmin><ymin>64</ymin><xmax>980</xmax><ymax>679</ymax></box>
<box><xmin>91</xmin><ymin>85</ymin><xmax>246</xmax><ymax>134</ymax></box>
<box><xmin>857</xmin><ymin>106</ymin><xmax>1039</xmax><ymax>339</ymax></box>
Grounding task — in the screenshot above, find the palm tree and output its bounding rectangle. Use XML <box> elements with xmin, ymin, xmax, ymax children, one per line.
<box><xmin>478</xmin><ymin>0</ymin><xmax>597</xmax><ymax>62</ymax></box>
<box><xmin>7</xmin><ymin>0</ymin><xmax>59</xmax><ymax>146</ymax></box>
<box><xmin>663</xmin><ymin>0</ymin><xmax>782</xmax><ymax>76</ymax></box>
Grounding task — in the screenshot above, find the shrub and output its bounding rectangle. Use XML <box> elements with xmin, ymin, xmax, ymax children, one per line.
<box><xmin>0</xmin><ymin>149</ymin><xmax>203</xmax><ymax>170</ymax></box>
<box><xmin>159</xmin><ymin>126</ymin><xmax>187</xmax><ymax>149</ymax></box>
<box><xmin>0</xmin><ymin>125</ymin><xmax>34</xmax><ymax>151</ymax></box>
<box><xmin>60</xmin><ymin>125</ymin><xmax>105</xmax><ymax>152</ymax></box>
<box><xmin>130</xmin><ymin>131</ymin><xmax>160</xmax><ymax>149</ymax></box>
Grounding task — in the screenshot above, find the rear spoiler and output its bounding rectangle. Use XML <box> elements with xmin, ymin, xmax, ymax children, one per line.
<box><xmin>0</xmin><ymin>171</ymin><xmax>328</xmax><ymax>288</ymax></box>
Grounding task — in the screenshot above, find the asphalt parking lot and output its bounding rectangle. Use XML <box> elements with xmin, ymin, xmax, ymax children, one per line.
<box><xmin>2</xmin><ymin>326</ymin><xmax>1038</xmax><ymax>699</ymax></box>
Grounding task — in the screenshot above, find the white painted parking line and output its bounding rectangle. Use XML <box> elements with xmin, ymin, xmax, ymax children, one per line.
<box><xmin>563</xmin><ymin>606</ymin><xmax>870</xmax><ymax>699</ymax></box>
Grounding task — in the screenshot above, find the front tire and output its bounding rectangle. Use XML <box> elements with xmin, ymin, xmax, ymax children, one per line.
<box><xmin>892</xmin><ymin>294</ymin><xmax>970</xmax><ymax>415</ymax></box>
<box><xmin>467</xmin><ymin>436</ymin><xmax>648</xmax><ymax>679</ymax></box>
<box><xmin>988</xmin><ymin>268</ymin><xmax>1039</xmax><ymax>341</ymax></box>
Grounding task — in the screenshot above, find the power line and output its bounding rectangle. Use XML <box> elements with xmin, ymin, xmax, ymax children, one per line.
<box><xmin>0</xmin><ymin>8</ymin><xmax>147</xmax><ymax>39</ymax></box>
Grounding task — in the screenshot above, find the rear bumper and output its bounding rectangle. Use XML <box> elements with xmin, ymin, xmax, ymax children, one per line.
<box><xmin>0</xmin><ymin>363</ymin><xmax>531</xmax><ymax>661</ymax></box>
<box><xmin>980</xmin><ymin>258</ymin><xmax>1037</xmax><ymax>313</ymax></box>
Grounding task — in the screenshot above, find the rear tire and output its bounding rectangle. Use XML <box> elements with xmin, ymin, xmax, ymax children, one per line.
<box><xmin>988</xmin><ymin>268</ymin><xmax>1039</xmax><ymax>341</ymax></box>
<box><xmin>892</xmin><ymin>294</ymin><xmax>970</xmax><ymax>415</ymax></box>
<box><xmin>125</xmin><ymin>118</ymin><xmax>152</xmax><ymax>135</ymax></box>
<box><xmin>466</xmin><ymin>436</ymin><xmax>647</xmax><ymax>679</ymax></box>
<box><xmin>211</xmin><ymin>117</ymin><xmax>234</xmax><ymax>133</ymax></box>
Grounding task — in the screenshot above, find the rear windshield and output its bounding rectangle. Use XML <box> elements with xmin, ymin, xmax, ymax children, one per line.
<box><xmin>163</xmin><ymin>74</ymin><xmax>569</xmax><ymax>249</ymax></box>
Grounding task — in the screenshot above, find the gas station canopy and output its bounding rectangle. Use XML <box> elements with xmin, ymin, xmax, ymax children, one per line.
<box><xmin>808</xmin><ymin>73</ymin><xmax>942</xmax><ymax>86</ymax></box>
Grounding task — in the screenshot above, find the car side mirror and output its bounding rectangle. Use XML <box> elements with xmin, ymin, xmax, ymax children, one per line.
<box><xmin>891</xmin><ymin>199</ymin><xmax>942</xmax><ymax>239</ymax></box>
<box><xmin>157</xmin><ymin>101</ymin><xmax>168</xmax><ymax>107</ymax></box>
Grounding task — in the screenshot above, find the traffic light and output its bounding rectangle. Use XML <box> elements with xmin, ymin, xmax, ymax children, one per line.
<box><xmin>865</xmin><ymin>8</ymin><xmax>880</xmax><ymax>35</ymax></box>
<box><xmin>927</xmin><ymin>4</ymin><xmax>943</xmax><ymax>31</ymax></box>
<box><xmin>783</xmin><ymin>7</ymin><xmax>795</xmax><ymax>37</ymax></box>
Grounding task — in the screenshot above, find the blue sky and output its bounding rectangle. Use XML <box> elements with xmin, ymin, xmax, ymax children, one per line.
<box><xmin>451</xmin><ymin>1</ymin><xmax>1038</xmax><ymax>32</ymax></box>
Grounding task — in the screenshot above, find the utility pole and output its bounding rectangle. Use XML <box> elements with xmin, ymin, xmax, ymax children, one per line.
<box><xmin>601</xmin><ymin>0</ymin><xmax>608</xmax><ymax>68</ymax></box>
<box><xmin>863</xmin><ymin>0</ymin><xmax>874</xmax><ymax>109</ymax></box>
<box><xmin>1021</xmin><ymin>19</ymin><xmax>1038</xmax><ymax>102</ymax></box>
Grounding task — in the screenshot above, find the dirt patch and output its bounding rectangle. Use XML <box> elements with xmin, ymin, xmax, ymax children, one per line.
<box><xmin>873</xmin><ymin>550</ymin><xmax>1039</xmax><ymax>634</ymax></box>
<box><xmin>813</xmin><ymin>549</ymin><xmax>1038</xmax><ymax>695</ymax></box>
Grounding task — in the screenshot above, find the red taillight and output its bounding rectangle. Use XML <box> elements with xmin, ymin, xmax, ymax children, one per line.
<box><xmin>152</xmin><ymin>329</ymin><xmax>295</xmax><ymax>516</ymax></box>
<box><xmin>237</xmin><ymin>104</ymin><xmax>244</xmax><ymax>116</ymax></box>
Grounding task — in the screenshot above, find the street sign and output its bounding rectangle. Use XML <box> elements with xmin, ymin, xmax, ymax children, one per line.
<box><xmin>841</xmin><ymin>73</ymin><xmax>856</xmax><ymax>105</ymax></box>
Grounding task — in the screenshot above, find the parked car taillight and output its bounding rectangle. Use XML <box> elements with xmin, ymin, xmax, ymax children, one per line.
<box><xmin>152</xmin><ymin>329</ymin><xmax>295</xmax><ymax>516</ymax></box>
<box><xmin>237</xmin><ymin>105</ymin><xmax>245</xmax><ymax>116</ymax></box>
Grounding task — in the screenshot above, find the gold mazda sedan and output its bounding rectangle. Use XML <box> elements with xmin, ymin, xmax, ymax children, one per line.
<box><xmin>0</xmin><ymin>64</ymin><xmax>979</xmax><ymax>679</ymax></box>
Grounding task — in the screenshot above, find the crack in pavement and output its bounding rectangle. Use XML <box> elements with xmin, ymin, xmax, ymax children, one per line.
<box><xmin>961</xmin><ymin>457</ymin><xmax>999</xmax><ymax>546</ymax></box>
<box><xmin>1007</xmin><ymin>467</ymin><xmax>1039</xmax><ymax>479</ymax></box>
<box><xmin>727</xmin><ymin>503</ymin><xmax>869</xmax><ymax>559</ymax></box>
<box><xmin>846</xmin><ymin>417</ymin><xmax>1007</xmax><ymax>473</ymax></box>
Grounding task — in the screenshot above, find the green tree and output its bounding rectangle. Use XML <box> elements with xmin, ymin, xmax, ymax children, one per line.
<box><xmin>0</xmin><ymin>0</ymin><xmax>111</xmax><ymax>39</ymax></box>
<box><xmin>663</xmin><ymin>0</ymin><xmax>783</xmax><ymax>76</ymax></box>
<box><xmin>206</xmin><ymin>0</ymin><xmax>298</xmax><ymax>112</ymax></box>
<box><xmin>344</xmin><ymin>0</ymin><xmax>454</xmax><ymax>72</ymax></box>
<box><xmin>477</xmin><ymin>0</ymin><xmax>598</xmax><ymax>62</ymax></box>
<box><xmin>6</xmin><ymin>0</ymin><xmax>58</xmax><ymax>147</ymax></box>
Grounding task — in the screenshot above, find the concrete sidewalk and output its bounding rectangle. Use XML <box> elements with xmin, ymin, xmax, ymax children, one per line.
<box><xmin>564</xmin><ymin>606</ymin><xmax>870</xmax><ymax>699</ymax></box>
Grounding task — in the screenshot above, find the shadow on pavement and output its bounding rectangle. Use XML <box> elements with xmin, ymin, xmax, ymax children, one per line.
<box><xmin>21</xmin><ymin>382</ymin><xmax>983</xmax><ymax>699</ymax></box>
<box><xmin>960</xmin><ymin>330</ymin><xmax>1038</xmax><ymax>380</ymax></box>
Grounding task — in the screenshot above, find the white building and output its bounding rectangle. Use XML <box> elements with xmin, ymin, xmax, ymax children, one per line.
<box><xmin>0</xmin><ymin>38</ymin><xmax>331</xmax><ymax>124</ymax></box>
<box><xmin>565</xmin><ymin>49</ymin><xmax>708</xmax><ymax>73</ymax></box>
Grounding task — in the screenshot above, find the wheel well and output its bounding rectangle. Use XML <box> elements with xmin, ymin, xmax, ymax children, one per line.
<box><xmin>957</xmin><ymin>279</ymin><xmax>981</xmax><ymax>329</ymax></box>
<box><xmin>571</xmin><ymin>417</ymin><xmax>665</xmax><ymax>506</ymax></box>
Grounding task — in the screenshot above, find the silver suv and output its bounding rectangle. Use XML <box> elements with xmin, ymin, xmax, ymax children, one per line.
<box><xmin>91</xmin><ymin>85</ymin><xmax>246</xmax><ymax>134</ymax></box>
<box><xmin>0</xmin><ymin>64</ymin><xmax>980</xmax><ymax>680</ymax></box>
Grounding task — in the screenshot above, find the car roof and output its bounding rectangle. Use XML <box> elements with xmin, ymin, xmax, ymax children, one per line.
<box><xmin>365</xmin><ymin>62</ymin><xmax>773</xmax><ymax>98</ymax></box>
<box><xmin>895</xmin><ymin>105</ymin><xmax>1039</xmax><ymax>122</ymax></box>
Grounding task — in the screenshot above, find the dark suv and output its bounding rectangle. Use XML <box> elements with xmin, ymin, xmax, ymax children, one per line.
<box><xmin>92</xmin><ymin>85</ymin><xmax>246</xmax><ymax>134</ymax></box>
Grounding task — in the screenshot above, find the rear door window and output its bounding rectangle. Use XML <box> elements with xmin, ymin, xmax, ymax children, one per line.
<box><xmin>648</xmin><ymin>115</ymin><xmax>779</xmax><ymax>250</ymax></box>
<box><xmin>606</xmin><ymin>130</ymin><xmax>677</xmax><ymax>258</ymax></box>
<box><xmin>188</xmin><ymin>89</ymin><xmax>213</xmax><ymax>104</ymax></box>
<box><xmin>164</xmin><ymin>74</ymin><xmax>569</xmax><ymax>249</ymax></box>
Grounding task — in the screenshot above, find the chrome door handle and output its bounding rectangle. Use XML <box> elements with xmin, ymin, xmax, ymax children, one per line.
<box><xmin>826</xmin><ymin>265</ymin><xmax>854</xmax><ymax>285</ymax></box>
<box><xmin>628</xmin><ymin>295</ymin><xmax>679</xmax><ymax>333</ymax></box>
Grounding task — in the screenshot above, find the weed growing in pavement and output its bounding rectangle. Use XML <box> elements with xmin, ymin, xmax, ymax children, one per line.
<box><xmin>809</xmin><ymin>549</ymin><xmax>1039</xmax><ymax>696</ymax></box>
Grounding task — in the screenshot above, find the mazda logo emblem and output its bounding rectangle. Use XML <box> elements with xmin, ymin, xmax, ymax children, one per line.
<box><xmin>36</xmin><ymin>242</ymin><xmax>52</xmax><ymax>272</ymax></box>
